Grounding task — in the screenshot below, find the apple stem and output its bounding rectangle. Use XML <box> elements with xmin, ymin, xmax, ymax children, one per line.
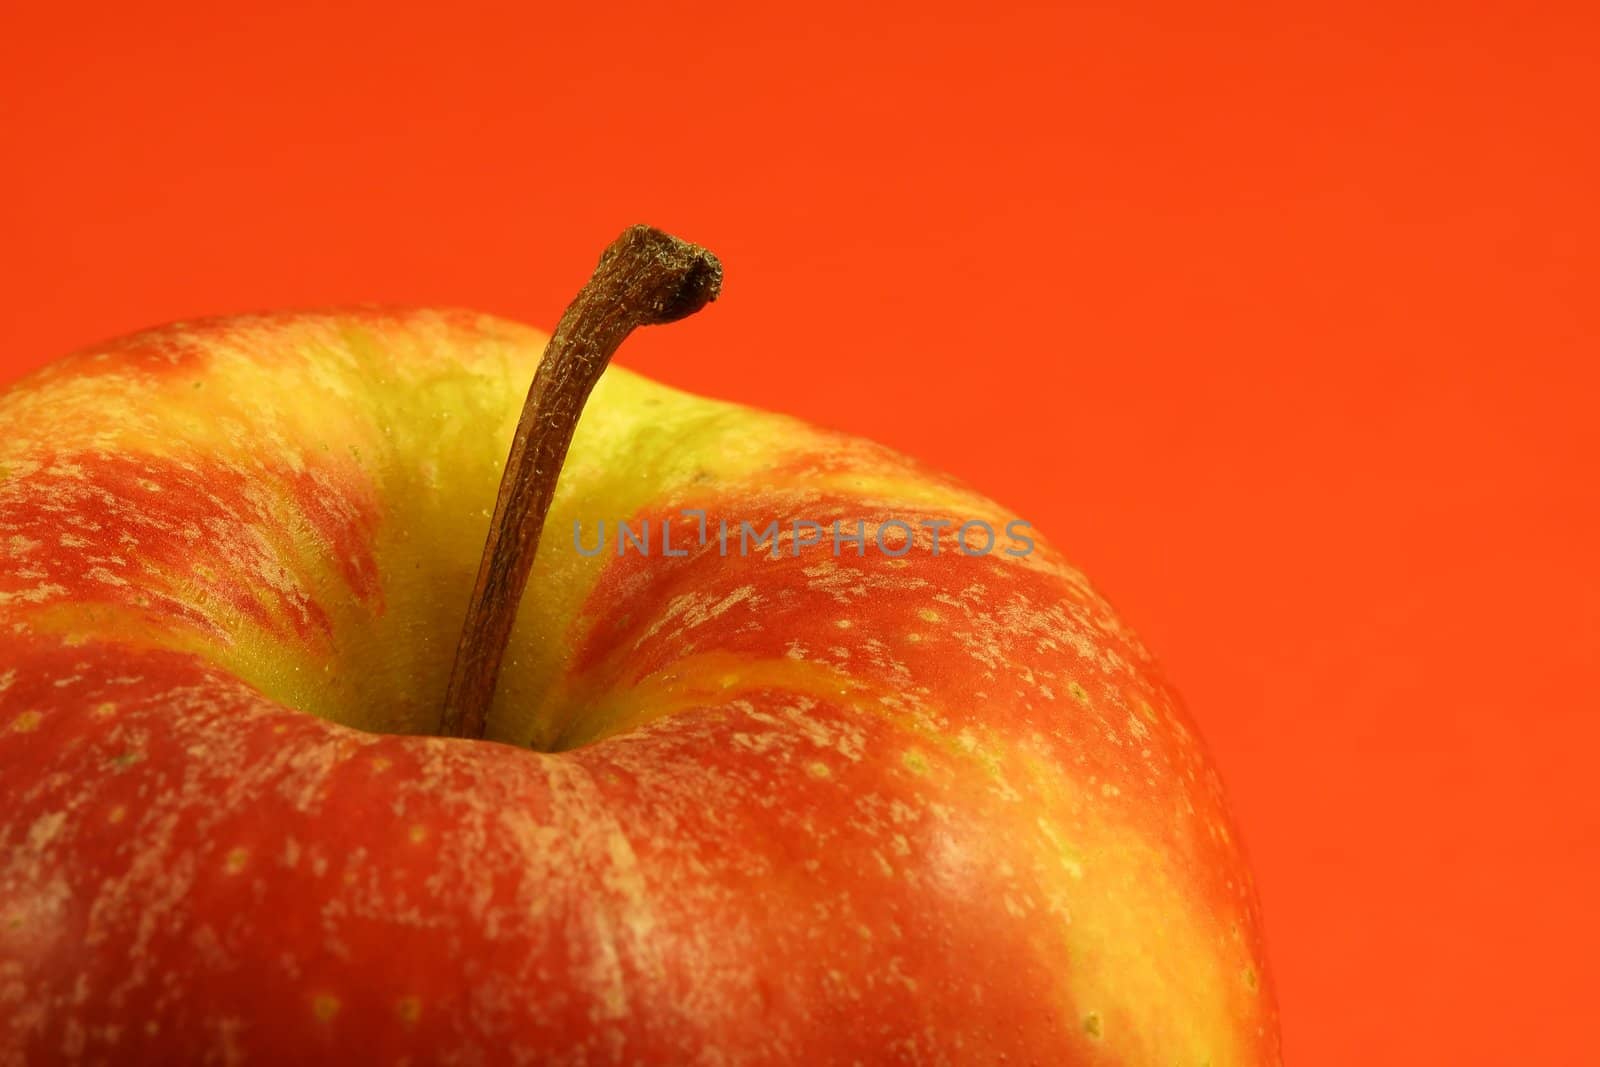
<box><xmin>439</xmin><ymin>225</ymin><xmax>723</xmax><ymax>740</ymax></box>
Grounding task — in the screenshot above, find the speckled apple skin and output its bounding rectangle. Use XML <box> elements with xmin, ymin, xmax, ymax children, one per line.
<box><xmin>1</xmin><ymin>311</ymin><xmax>1280</xmax><ymax>1065</ymax></box>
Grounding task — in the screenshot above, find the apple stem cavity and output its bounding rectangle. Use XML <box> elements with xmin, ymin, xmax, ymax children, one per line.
<box><xmin>439</xmin><ymin>225</ymin><xmax>723</xmax><ymax>740</ymax></box>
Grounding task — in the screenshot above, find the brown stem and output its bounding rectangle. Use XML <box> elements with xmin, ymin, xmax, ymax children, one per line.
<box><xmin>439</xmin><ymin>225</ymin><xmax>722</xmax><ymax>740</ymax></box>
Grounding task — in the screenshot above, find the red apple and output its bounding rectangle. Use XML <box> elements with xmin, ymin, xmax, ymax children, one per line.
<box><xmin>1</xmin><ymin>230</ymin><xmax>1279</xmax><ymax>1063</ymax></box>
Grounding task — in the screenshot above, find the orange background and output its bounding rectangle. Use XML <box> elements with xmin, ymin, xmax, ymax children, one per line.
<box><xmin>3</xmin><ymin>3</ymin><xmax>1596</xmax><ymax>1062</ymax></box>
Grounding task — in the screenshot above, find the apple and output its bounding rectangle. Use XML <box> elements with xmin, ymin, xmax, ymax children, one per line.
<box><xmin>1</xmin><ymin>228</ymin><xmax>1280</xmax><ymax>1064</ymax></box>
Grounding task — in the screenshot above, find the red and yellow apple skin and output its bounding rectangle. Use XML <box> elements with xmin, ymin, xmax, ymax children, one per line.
<box><xmin>0</xmin><ymin>310</ymin><xmax>1280</xmax><ymax>1065</ymax></box>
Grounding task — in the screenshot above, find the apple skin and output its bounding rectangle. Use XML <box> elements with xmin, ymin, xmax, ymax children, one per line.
<box><xmin>0</xmin><ymin>309</ymin><xmax>1280</xmax><ymax>1065</ymax></box>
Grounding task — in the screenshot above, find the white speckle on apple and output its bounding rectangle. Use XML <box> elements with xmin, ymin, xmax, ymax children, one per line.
<box><xmin>633</xmin><ymin>584</ymin><xmax>760</xmax><ymax>650</ymax></box>
<box><xmin>27</xmin><ymin>811</ymin><xmax>67</xmax><ymax>849</ymax></box>
<box><xmin>85</xmin><ymin>567</ymin><xmax>128</xmax><ymax>588</ymax></box>
<box><xmin>0</xmin><ymin>583</ymin><xmax>69</xmax><ymax>607</ymax></box>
